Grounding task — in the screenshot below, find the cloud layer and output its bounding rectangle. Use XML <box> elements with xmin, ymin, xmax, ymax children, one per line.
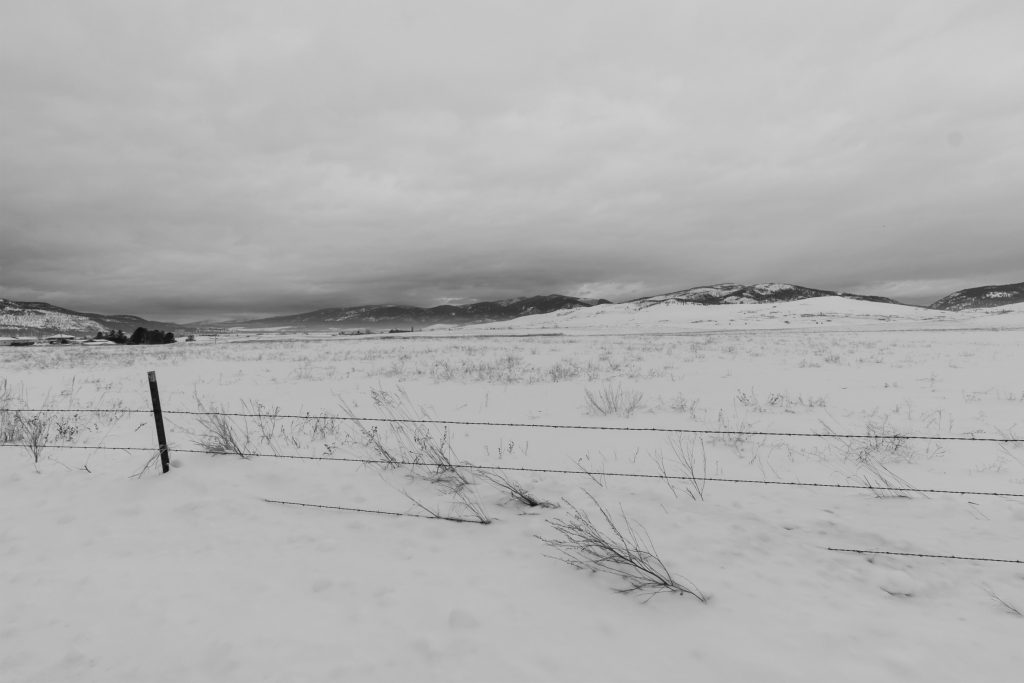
<box><xmin>2</xmin><ymin>0</ymin><xmax>1023</xmax><ymax>319</ymax></box>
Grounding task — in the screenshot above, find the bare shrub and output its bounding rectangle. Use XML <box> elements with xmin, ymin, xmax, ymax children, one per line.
<box><xmin>540</xmin><ymin>492</ymin><xmax>707</xmax><ymax>602</ymax></box>
<box><xmin>339</xmin><ymin>388</ymin><xmax>491</xmax><ymax>522</ymax></box>
<box><xmin>193</xmin><ymin>399</ymin><xmax>254</xmax><ymax>458</ymax></box>
<box><xmin>241</xmin><ymin>400</ymin><xmax>281</xmax><ymax>444</ymax></box>
<box><xmin>53</xmin><ymin>415</ymin><xmax>80</xmax><ymax>442</ymax></box>
<box><xmin>854</xmin><ymin>456</ymin><xmax>922</xmax><ymax>498</ymax></box>
<box><xmin>735</xmin><ymin>389</ymin><xmax>826</xmax><ymax>414</ymax></box>
<box><xmin>652</xmin><ymin>435</ymin><xmax>709</xmax><ymax>501</ymax></box>
<box><xmin>0</xmin><ymin>381</ymin><xmax>49</xmax><ymax>466</ymax></box>
<box><xmin>549</xmin><ymin>359</ymin><xmax>581</xmax><ymax>382</ymax></box>
<box><xmin>818</xmin><ymin>418</ymin><xmax>923</xmax><ymax>465</ymax></box>
<box><xmin>584</xmin><ymin>383</ymin><xmax>644</xmax><ymax>417</ymax></box>
<box><xmin>401</xmin><ymin>487</ymin><xmax>491</xmax><ymax>525</ymax></box>
<box><xmin>667</xmin><ymin>393</ymin><xmax>701</xmax><ymax>418</ymax></box>
<box><xmin>16</xmin><ymin>414</ymin><xmax>50</xmax><ymax>466</ymax></box>
<box><xmin>708</xmin><ymin>408</ymin><xmax>756</xmax><ymax>452</ymax></box>
<box><xmin>798</xmin><ymin>394</ymin><xmax>829</xmax><ymax>408</ymax></box>
<box><xmin>0</xmin><ymin>379</ymin><xmax>25</xmax><ymax>443</ymax></box>
<box><xmin>734</xmin><ymin>389</ymin><xmax>764</xmax><ymax>413</ymax></box>
<box><xmin>476</xmin><ymin>470</ymin><xmax>556</xmax><ymax>508</ymax></box>
<box><xmin>452</xmin><ymin>487</ymin><xmax>492</xmax><ymax>524</ymax></box>
<box><xmin>295</xmin><ymin>409</ymin><xmax>344</xmax><ymax>441</ymax></box>
<box><xmin>1</xmin><ymin>382</ymin><xmax>103</xmax><ymax>469</ymax></box>
<box><xmin>347</xmin><ymin>421</ymin><xmax>403</xmax><ymax>468</ymax></box>
<box><xmin>339</xmin><ymin>388</ymin><xmax>458</xmax><ymax>475</ymax></box>
<box><xmin>430</xmin><ymin>359</ymin><xmax>457</xmax><ymax>381</ymax></box>
<box><xmin>1</xmin><ymin>409</ymin><xmax>22</xmax><ymax>444</ymax></box>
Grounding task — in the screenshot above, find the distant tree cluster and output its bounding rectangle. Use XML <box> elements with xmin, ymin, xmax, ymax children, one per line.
<box><xmin>95</xmin><ymin>328</ymin><xmax>176</xmax><ymax>345</ymax></box>
<box><xmin>131</xmin><ymin>327</ymin><xmax>176</xmax><ymax>344</ymax></box>
<box><xmin>95</xmin><ymin>330</ymin><xmax>128</xmax><ymax>344</ymax></box>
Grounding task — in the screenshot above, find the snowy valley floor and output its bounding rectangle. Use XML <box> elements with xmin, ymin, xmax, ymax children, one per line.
<box><xmin>2</xmin><ymin>300</ymin><xmax>1024</xmax><ymax>682</ymax></box>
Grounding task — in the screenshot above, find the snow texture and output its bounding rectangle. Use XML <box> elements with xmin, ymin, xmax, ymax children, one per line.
<box><xmin>2</xmin><ymin>297</ymin><xmax>1023</xmax><ymax>682</ymax></box>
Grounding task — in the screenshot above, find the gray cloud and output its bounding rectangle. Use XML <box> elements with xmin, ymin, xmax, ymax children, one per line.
<box><xmin>2</xmin><ymin>0</ymin><xmax>1023</xmax><ymax>320</ymax></box>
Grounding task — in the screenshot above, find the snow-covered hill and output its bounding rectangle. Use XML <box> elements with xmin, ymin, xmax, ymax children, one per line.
<box><xmin>633</xmin><ymin>283</ymin><xmax>900</xmax><ymax>307</ymax></box>
<box><xmin>0</xmin><ymin>298</ymin><xmax>182</xmax><ymax>337</ymax></box>
<box><xmin>0</xmin><ymin>299</ymin><xmax>108</xmax><ymax>336</ymax></box>
<box><xmin>929</xmin><ymin>281</ymin><xmax>1024</xmax><ymax>311</ymax></box>
<box><xmin>469</xmin><ymin>296</ymin><xmax>1024</xmax><ymax>333</ymax></box>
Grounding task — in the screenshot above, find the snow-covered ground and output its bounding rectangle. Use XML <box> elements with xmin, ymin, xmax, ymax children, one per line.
<box><xmin>473</xmin><ymin>296</ymin><xmax>1024</xmax><ymax>333</ymax></box>
<box><xmin>2</xmin><ymin>298</ymin><xmax>1024</xmax><ymax>682</ymax></box>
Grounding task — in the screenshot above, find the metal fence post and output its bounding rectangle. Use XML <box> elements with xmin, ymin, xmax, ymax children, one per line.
<box><xmin>147</xmin><ymin>371</ymin><xmax>170</xmax><ymax>473</ymax></box>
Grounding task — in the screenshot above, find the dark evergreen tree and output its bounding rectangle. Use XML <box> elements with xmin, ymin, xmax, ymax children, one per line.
<box><xmin>124</xmin><ymin>327</ymin><xmax>176</xmax><ymax>344</ymax></box>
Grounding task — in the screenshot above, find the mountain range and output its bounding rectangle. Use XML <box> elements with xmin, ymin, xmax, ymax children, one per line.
<box><xmin>1</xmin><ymin>281</ymin><xmax>1021</xmax><ymax>335</ymax></box>
<box><xmin>222</xmin><ymin>294</ymin><xmax>612</xmax><ymax>330</ymax></box>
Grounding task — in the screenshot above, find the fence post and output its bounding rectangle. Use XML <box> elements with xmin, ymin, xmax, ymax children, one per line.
<box><xmin>147</xmin><ymin>371</ymin><xmax>170</xmax><ymax>474</ymax></box>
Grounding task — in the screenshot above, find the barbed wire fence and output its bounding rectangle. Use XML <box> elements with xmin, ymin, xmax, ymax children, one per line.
<box><xmin>3</xmin><ymin>406</ymin><xmax>1024</xmax><ymax>443</ymax></box>
<box><xmin>1</xmin><ymin>371</ymin><xmax>1023</xmax><ymax>565</ymax></box>
<box><xmin>3</xmin><ymin>441</ymin><xmax>1024</xmax><ymax>499</ymax></box>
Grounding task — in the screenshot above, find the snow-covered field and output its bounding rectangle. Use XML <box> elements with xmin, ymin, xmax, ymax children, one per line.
<box><xmin>2</xmin><ymin>298</ymin><xmax>1024</xmax><ymax>682</ymax></box>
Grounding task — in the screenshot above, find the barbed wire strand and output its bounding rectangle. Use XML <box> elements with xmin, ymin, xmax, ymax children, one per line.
<box><xmin>264</xmin><ymin>498</ymin><xmax>489</xmax><ymax>524</ymax></box>
<box><xmin>827</xmin><ymin>547</ymin><xmax>1024</xmax><ymax>564</ymax></box>
<box><xmin>4</xmin><ymin>442</ymin><xmax>1021</xmax><ymax>498</ymax></box>
<box><xmin>0</xmin><ymin>443</ymin><xmax>152</xmax><ymax>452</ymax></box>
<box><xmin>0</xmin><ymin>407</ymin><xmax>1020</xmax><ymax>443</ymax></box>
<box><xmin>0</xmin><ymin>407</ymin><xmax>147</xmax><ymax>415</ymax></box>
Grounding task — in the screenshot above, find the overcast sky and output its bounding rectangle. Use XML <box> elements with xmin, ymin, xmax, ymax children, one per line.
<box><xmin>2</xmin><ymin>0</ymin><xmax>1022</xmax><ymax>321</ymax></box>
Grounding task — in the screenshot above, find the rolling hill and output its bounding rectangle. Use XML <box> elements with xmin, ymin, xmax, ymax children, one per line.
<box><xmin>223</xmin><ymin>295</ymin><xmax>612</xmax><ymax>330</ymax></box>
<box><xmin>928</xmin><ymin>281</ymin><xmax>1024</xmax><ymax>311</ymax></box>
<box><xmin>0</xmin><ymin>299</ymin><xmax>181</xmax><ymax>337</ymax></box>
<box><xmin>631</xmin><ymin>283</ymin><xmax>902</xmax><ymax>307</ymax></box>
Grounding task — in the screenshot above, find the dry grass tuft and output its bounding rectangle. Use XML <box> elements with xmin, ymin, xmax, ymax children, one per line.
<box><xmin>584</xmin><ymin>383</ymin><xmax>644</xmax><ymax>417</ymax></box>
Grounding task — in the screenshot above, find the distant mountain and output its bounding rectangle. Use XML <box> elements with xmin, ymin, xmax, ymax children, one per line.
<box><xmin>632</xmin><ymin>283</ymin><xmax>902</xmax><ymax>307</ymax></box>
<box><xmin>3</xmin><ymin>283</ymin><xmax>914</xmax><ymax>336</ymax></box>
<box><xmin>220</xmin><ymin>294</ymin><xmax>612</xmax><ymax>330</ymax></box>
<box><xmin>929</xmin><ymin>282</ymin><xmax>1024</xmax><ymax>311</ymax></box>
<box><xmin>0</xmin><ymin>298</ymin><xmax>182</xmax><ymax>336</ymax></box>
